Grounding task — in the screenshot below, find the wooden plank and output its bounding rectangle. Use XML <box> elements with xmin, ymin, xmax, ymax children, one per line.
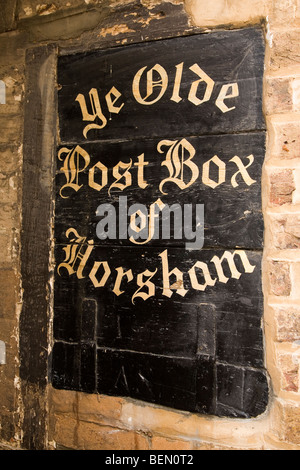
<box><xmin>52</xmin><ymin>28</ymin><xmax>269</xmax><ymax>419</ymax></box>
<box><xmin>52</xmin><ymin>243</ymin><xmax>268</xmax><ymax>417</ymax></box>
<box><xmin>53</xmin><ymin>245</ymin><xmax>264</xmax><ymax>351</ymax></box>
<box><xmin>0</xmin><ymin>0</ymin><xmax>17</xmax><ymax>33</ymax></box>
<box><xmin>57</xmin><ymin>28</ymin><xmax>265</xmax><ymax>144</ymax></box>
<box><xmin>20</xmin><ymin>45</ymin><xmax>57</xmax><ymax>449</ymax></box>
<box><xmin>52</xmin><ymin>342</ymin><xmax>269</xmax><ymax>418</ymax></box>
<box><xmin>54</xmin><ymin>132</ymin><xmax>265</xmax><ymax>250</ymax></box>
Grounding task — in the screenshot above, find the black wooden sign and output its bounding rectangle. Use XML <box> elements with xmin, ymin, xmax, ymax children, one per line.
<box><xmin>52</xmin><ymin>28</ymin><xmax>269</xmax><ymax>418</ymax></box>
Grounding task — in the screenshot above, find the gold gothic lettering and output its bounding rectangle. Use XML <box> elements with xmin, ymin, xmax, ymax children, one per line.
<box><xmin>57</xmin><ymin>140</ymin><xmax>257</xmax><ymax>198</ymax></box>
<box><xmin>75</xmin><ymin>62</ymin><xmax>239</xmax><ymax>138</ymax></box>
<box><xmin>89</xmin><ymin>161</ymin><xmax>108</xmax><ymax>192</ymax></box>
<box><xmin>57</xmin><ymin>229</ymin><xmax>256</xmax><ymax>302</ymax></box>
<box><xmin>170</xmin><ymin>62</ymin><xmax>184</xmax><ymax>103</ymax></box>
<box><xmin>216</xmin><ymin>83</ymin><xmax>239</xmax><ymax>113</ymax></box>
<box><xmin>109</xmin><ymin>159</ymin><xmax>133</xmax><ymax>196</ymax></box>
<box><xmin>75</xmin><ymin>88</ymin><xmax>107</xmax><ymax>138</ymax></box>
<box><xmin>89</xmin><ymin>261</ymin><xmax>111</xmax><ymax>288</ymax></box>
<box><xmin>159</xmin><ymin>249</ymin><xmax>188</xmax><ymax>298</ymax></box>
<box><xmin>229</xmin><ymin>154</ymin><xmax>257</xmax><ymax>187</ymax></box>
<box><xmin>112</xmin><ymin>267</ymin><xmax>134</xmax><ymax>296</ymax></box>
<box><xmin>158</xmin><ymin>139</ymin><xmax>199</xmax><ymax>195</ymax></box>
<box><xmin>129</xmin><ymin>198</ymin><xmax>165</xmax><ymax>245</ymax></box>
<box><xmin>210</xmin><ymin>250</ymin><xmax>256</xmax><ymax>284</ymax></box>
<box><xmin>57</xmin><ymin>228</ymin><xmax>94</xmax><ymax>279</ymax></box>
<box><xmin>75</xmin><ymin>87</ymin><xmax>124</xmax><ymax>138</ymax></box>
<box><xmin>188</xmin><ymin>63</ymin><xmax>214</xmax><ymax>106</ymax></box>
<box><xmin>132</xmin><ymin>64</ymin><xmax>168</xmax><ymax>105</ymax></box>
<box><xmin>188</xmin><ymin>261</ymin><xmax>216</xmax><ymax>291</ymax></box>
<box><xmin>58</xmin><ymin>145</ymin><xmax>90</xmax><ymax>198</ymax></box>
<box><xmin>202</xmin><ymin>155</ymin><xmax>226</xmax><ymax>189</ymax></box>
<box><xmin>132</xmin><ymin>269</ymin><xmax>158</xmax><ymax>304</ymax></box>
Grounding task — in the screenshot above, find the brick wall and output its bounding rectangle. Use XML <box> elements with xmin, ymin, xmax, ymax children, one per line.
<box><xmin>0</xmin><ymin>0</ymin><xmax>299</xmax><ymax>450</ymax></box>
<box><xmin>263</xmin><ymin>0</ymin><xmax>300</xmax><ymax>449</ymax></box>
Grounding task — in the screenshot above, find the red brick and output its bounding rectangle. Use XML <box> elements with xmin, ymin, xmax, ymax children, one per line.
<box><xmin>265</xmin><ymin>78</ymin><xmax>293</xmax><ymax>115</ymax></box>
<box><xmin>270</xmin><ymin>30</ymin><xmax>300</xmax><ymax>72</ymax></box>
<box><xmin>274</xmin><ymin>308</ymin><xmax>300</xmax><ymax>342</ymax></box>
<box><xmin>269</xmin><ymin>261</ymin><xmax>291</xmax><ymax>296</ymax></box>
<box><xmin>276</xmin><ymin>349</ymin><xmax>299</xmax><ymax>392</ymax></box>
<box><xmin>269</xmin><ymin>119</ymin><xmax>300</xmax><ymax>160</ymax></box>
<box><xmin>269</xmin><ymin>170</ymin><xmax>295</xmax><ymax>206</ymax></box>
<box><xmin>271</xmin><ymin>215</ymin><xmax>300</xmax><ymax>249</ymax></box>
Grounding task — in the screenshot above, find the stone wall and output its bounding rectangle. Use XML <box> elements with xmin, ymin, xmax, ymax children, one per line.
<box><xmin>0</xmin><ymin>0</ymin><xmax>299</xmax><ymax>450</ymax></box>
